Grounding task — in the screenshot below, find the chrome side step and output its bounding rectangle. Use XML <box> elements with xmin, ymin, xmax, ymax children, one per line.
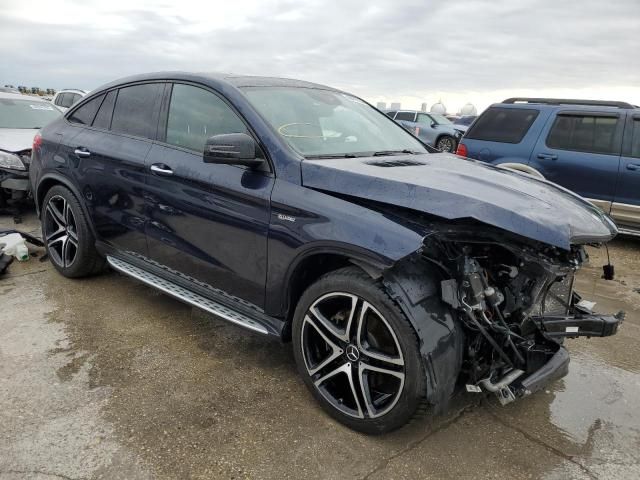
<box><xmin>107</xmin><ymin>255</ymin><xmax>269</xmax><ymax>335</ymax></box>
<box><xmin>617</xmin><ymin>227</ymin><xmax>640</xmax><ymax>237</ymax></box>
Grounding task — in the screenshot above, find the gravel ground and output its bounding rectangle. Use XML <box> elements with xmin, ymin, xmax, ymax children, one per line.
<box><xmin>1</xmin><ymin>212</ymin><xmax>639</xmax><ymax>480</ymax></box>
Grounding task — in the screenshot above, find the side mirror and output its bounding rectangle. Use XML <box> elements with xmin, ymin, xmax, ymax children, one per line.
<box><xmin>203</xmin><ymin>133</ymin><xmax>264</xmax><ymax>167</ymax></box>
<box><xmin>431</xmin><ymin>122</ymin><xmax>437</xmax><ymax>128</ymax></box>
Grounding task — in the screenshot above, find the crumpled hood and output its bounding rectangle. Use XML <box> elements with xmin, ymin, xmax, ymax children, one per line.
<box><xmin>0</xmin><ymin>128</ymin><xmax>38</xmax><ymax>153</ymax></box>
<box><xmin>301</xmin><ymin>153</ymin><xmax>617</xmax><ymax>250</ymax></box>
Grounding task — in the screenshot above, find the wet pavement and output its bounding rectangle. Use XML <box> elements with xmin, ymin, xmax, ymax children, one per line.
<box><xmin>1</xmin><ymin>213</ymin><xmax>639</xmax><ymax>479</ymax></box>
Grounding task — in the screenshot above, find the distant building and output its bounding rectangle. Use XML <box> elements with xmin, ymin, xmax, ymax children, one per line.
<box><xmin>459</xmin><ymin>103</ymin><xmax>477</xmax><ymax>116</ymax></box>
<box><xmin>420</xmin><ymin>102</ymin><xmax>428</xmax><ymax>112</ymax></box>
<box><xmin>376</xmin><ymin>101</ymin><xmax>387</xmax><ymax>110</ymax></box>
<box><xmin>430</xmin><ymin>101</ymin><xmax>447</xmax><ymax>114</ymax></box>
<box><xmin>390</xmin><ymin>102</ymin><xmax>401</xmax><ymax>110</ymax></box>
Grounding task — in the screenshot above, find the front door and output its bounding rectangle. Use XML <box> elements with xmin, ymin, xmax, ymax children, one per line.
<box><xmin>529</xmin><ymin>111</ymin><xmax>623</xmax><ymax>208</ymax></box>
<box><xmin>145</xmin><ymin>83</ymin><xmax>274</xmax><ymax>308</ymax></box>
<box><xmin>613</xmin><ymin>114</ymin><xmax>640</xmax><ymax>229</ymax></box>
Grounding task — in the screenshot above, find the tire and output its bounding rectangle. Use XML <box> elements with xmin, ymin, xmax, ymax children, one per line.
<box><xmin>435</xmin><ymin>135</ymin><xmax>456</xmax><ymax>153</ymax></box>
<box><xmin>292</xmin><ymin>266</ymin><xmax>427</xmax><ymax>434</ymax></box>
<box><xmin>41</xmin><ymin>185</ymin><xmax>105</xmax><ymax>278</ymax></box>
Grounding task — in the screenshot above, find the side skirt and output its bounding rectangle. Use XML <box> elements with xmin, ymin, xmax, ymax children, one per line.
<box><xmin>101</xmin><ymin>249</ymin><xmax>285</xmax><ymax>338</ymax></box>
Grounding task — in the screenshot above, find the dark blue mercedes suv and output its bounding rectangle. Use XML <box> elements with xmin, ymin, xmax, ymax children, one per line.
<box><xmin>30</xmin><ymin>73</ymin><xmax>622</xmax><ymax>434</ymax></box>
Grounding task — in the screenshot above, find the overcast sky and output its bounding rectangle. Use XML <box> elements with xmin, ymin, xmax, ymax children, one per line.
<box><xmin>2</xmin><ymin>0</ymin><xmax>639</xmax><ymax>113</ymax></box>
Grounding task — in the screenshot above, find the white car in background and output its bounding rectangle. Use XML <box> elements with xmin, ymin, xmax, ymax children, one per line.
<box><xmin>0</xmin><ymin>92</ymin><xmax>61</xmax><ymax>205</ymax></box>
<box><xmin>51</xmin><ymin>89</ymin><xmax>87</xmax><ymax>112</ymax></box>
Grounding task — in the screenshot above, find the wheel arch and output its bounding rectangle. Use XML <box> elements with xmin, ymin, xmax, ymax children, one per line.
<box><xmin>278</xmin><ymin>244</ymin><xmax>393</xmax><ymax>340</ymax></box>
<box><xmin>35</xmin><ymin>173</ymin><xmax>97</xmax><ymax>237</ymax></box>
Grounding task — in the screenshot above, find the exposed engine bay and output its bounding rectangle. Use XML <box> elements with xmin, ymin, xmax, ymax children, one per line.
<box><xmin>421</xmin><ymin>225</ymin><xmax>624</xmax><ymax>406</ymax></box>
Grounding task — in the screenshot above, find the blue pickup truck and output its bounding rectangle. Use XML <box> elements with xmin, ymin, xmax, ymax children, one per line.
<box><xmin>457</xmin><ymin>98</ymin><xmax>640</xmax><ymax>235</ymax></box>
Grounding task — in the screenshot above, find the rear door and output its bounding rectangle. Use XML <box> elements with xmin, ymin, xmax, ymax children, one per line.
<box><xmin>67</xmin><ymin>83</ymin><xmax>164</xmax><ymax>256</ymax></box>
<box><xmin>613</xmin><ymin>114</ymin><xmax>640</xmax><ymax>229</ymax></box>
<box><xmin>529</xmin><ymin>111</ymin><xmax>623</xmax><ymax>206</ymax></box>
<box><xmin>144</xmin><ymin>82</ymin><xmax>274</xmax><ymax>308</ymax></box>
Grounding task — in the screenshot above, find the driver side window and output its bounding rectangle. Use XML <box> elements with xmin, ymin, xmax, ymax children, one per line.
<box><xmin>165</xmin><ymin>84</ymin><xmax>248</xmax><ymax>152</ymax></box>
<box><xmin>417</xmin><ymin>113</ymin><xmax>432</xmax><ymax>126</ymax></box>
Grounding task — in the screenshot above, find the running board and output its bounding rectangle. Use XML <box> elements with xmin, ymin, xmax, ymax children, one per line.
<box><xmin>617</xmin><ymin>226</ymin><xmax>640</xmax><ymax>237</ymax></box>
<box><xmin>106</xmin><ymin>255</ymin><xmax>269</xmax><ymax>335</ymax></box>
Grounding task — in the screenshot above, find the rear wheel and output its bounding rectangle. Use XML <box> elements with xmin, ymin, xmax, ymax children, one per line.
<box><xmin>41</xmin><ymin>185</ymin><xmax>105</xmax><ymax>278</ymax></box>
<box><xmin>292</xmin><ymin>267</ymin><xmax>426</xmax><ymax>434</ymax></box>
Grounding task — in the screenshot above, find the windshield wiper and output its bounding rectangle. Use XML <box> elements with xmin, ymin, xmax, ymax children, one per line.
<box><xmin>372</xmin><ymin>149</ymin><xmax>417</xmax><ymax>156</ymax></box>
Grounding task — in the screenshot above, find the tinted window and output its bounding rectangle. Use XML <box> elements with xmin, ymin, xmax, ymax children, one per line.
<box><xmin>466</xmin><ymin>107</ymin><xmax>539</xmax><ymax>143</ymax></box>
<box><xmin>60</xmin><ymin>93</ymin><xmax>76</xmax><ymax>108</ymax></box>
<box><xmin>631</xmin><ymin>119</ymin><xmax>640</xmax><ymax>158</ymax></box>
<box><xmin>54</xmin><ymin>94</ymin><xmax>65</xmax><ymax>106</ymax></box>
<box><xmin>110</xmin><ymin>84</ymin><xmax>162</xmax><ymax>139</ymax></box>
<box><xmin>92</xmin><ymin>90</ymin><xmax>116</xmax><ymax>130</ymax></box>
<box><xmin>385</xmin><ymin>110</ymin><xmax>397</xmax><ymax>118</ymax></box>
<box><xmin>165</xmin><ymin>84</ymin><xmax>248</xmax><ymax>152</ymax></box>
<box><xmin>68</xmin><ymin>94</ymin><xmax>104</xmax><ymax>125</ymax></box>
<box><xmin>547</xmin><ymin>114</ymin><xmax>619</xmax><ymax>155</ymax></box>
<box><xmin>395</xmin><ymin>111</ymin><xmax>416</xmax><ymax>122</ymax></box>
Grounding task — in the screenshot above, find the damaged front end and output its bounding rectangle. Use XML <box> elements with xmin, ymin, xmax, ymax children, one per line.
<box><xmin>427</xmin><ymin>227</ymin><xmax>624</xmax><ymax>405</ymax></box>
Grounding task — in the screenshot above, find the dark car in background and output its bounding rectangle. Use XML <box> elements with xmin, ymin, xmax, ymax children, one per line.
<box><xmin>457</xmin><ymin>98</ymin><xmax>640</xmax><ymax>235</ymax></box>
<box><xmin>384</xmin><ymin>109</ymin><xmax>464</xmax><ymax>152</ymax></box>
<box><xmin>453</xmin><ymin>115</ymin><xmax>477</xmax><ymax>131</ymax></box>
<box><xmin>30</xmin><ymin>74</ymin><xmax>621</xmax><ymax>434</ymax></box>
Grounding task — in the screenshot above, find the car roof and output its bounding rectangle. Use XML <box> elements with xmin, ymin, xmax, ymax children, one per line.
<box><xmin>0</xmin><ymin>92</ymin><xmax>50</xmax><ymax>102</ymax></box>
<box><xmin>91</xmin><ymin>71</ymin><xmax>342</xmax><ymax>96</ymax></box>
<box><xmin>56</xmin><ymin>89</ymin><xmax>87</xmax><ymax>94</ymax></box>
<box><xmin>492</xmin><ymin>97</ymin><xmax>640</xmax><ymax>113</ymax></box>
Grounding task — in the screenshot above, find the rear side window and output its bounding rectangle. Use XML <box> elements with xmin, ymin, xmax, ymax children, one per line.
<box><xmin>165</xmin><ymin>83</ymin><xmax>248</xmax><ymax>152</ymax></box>
<box><xmin>68</xmin><ymin>94</ymin><xmax>104</xmax><ymax>125</ymax></box>
<box><xmin>58</xmin><ymin>93</ymin><xmax>74</xmax><ymax>108</ymax></box>
<box><xmin>110</xmin><ymin>84</ymin><xmax>162</xmax><ymax>139</ymax></box>
<box><xmin>92</xmin><ymin>90</ymin><xmax>117</xmax><ymax>130</ymax></box>
<box><xmin>466</xmin><ymin>107</ymin><xmax>539</xmax><ymax>143</ymax></box>
<box><xmin>54</xmin><ymin>94</ymin><xmax>64</xmax><ymax>107</ymax></box>
<box><xmin>385</xmin><ymin>110</ymin><xmax>397</xmax><ymax>118</ymax></box>
<box><xmin>631</xmin><ymin>119</ymin><xmax>640</xmax><ymax>158</ymax></box>
<box><xmin>546</xmin><ymin>114</ymin><xmax>619</xmax><ymax>155</ymax></box>
<box><xmin>395</xmin><ymin>111</ymin><xmax>416</xmax><ymax>122</ymax></box>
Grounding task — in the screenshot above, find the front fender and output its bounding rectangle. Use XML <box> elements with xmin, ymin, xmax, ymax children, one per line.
<box><xmin>382</xmin><ymin>254</ymin><xmax>463</xmax><ymax>411</ymax></box>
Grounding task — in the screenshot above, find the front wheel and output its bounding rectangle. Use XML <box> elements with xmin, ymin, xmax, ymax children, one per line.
<box><xmin>292</xmin><ymin>267</ymin><xmax>427</xmax><ymax>434</ymax></box>
<box><xmin>435</xmin><ymin>135</ymin><xmax>456</xmax><ymax>153</ymax></box>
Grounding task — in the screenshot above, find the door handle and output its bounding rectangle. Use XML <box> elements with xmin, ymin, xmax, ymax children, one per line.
<box><xmin>150</xmin><ymin>164</ymin><xmax>173</xmax><ymax>176</ymax></box>
<box><xmin>537</xmin><ymin>153</ymin><xmax>558</xmax><ymax>161</ymax></box>
<box><xmin>74</xmin><ymin>148</ymin><xmax>91</xmax><ymax>158</ymax></box>
<box><xmin>627</xmin><ymin>163</ymin><xmax>640</xmax><ymax>171</ymax></box>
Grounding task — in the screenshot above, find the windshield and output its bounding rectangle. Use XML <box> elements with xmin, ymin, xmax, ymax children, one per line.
<box><xmin>0</xmin><ymin>98</ymin><xmax>61</xmax><ymax>129</ymax></box>
<box><xmin>242</xmin><ymin>87</ymin><xmax>428</xmax><ymax>157</ymax></box>
<box><xmin>429</xmin><ymin>113</ymin><xmax>453</xmax><ymax>125</ymax></box>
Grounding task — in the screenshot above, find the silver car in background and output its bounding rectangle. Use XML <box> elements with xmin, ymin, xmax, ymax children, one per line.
<box><xmin>51</xmin><ymin>89</ymin><xmax>87</xmax><ymax>112</ymax></box>
<box><xmin>384</xmin><ymin>109</ymin><xmax>465</xmax><ymax>152</ymax></box>
<box><xmin>0</xmin><ymin>92</ymin><xmax>61</xmax><ymax>205</ymax></box>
